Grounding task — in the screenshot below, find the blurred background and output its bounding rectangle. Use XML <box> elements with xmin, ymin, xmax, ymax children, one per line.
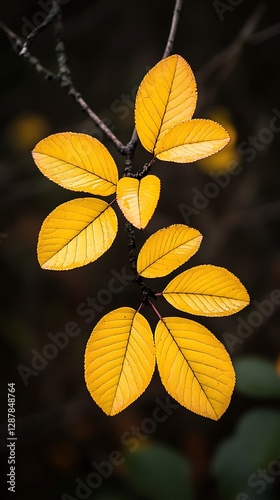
<box><xmin>1</xmin><ymin>1</ymin><xmax>280</xmax><ymax>499</ymax></box>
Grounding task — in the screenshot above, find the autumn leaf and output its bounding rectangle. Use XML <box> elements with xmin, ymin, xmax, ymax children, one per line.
<box><xmin>163</xmin><ymin>265</ymin><xmax>250</xmax><ymax>316</ymax></box>
<box><xmin>137</xmin><ymin>224</ymin><xmax>202</xmax><ymax>278</ymax></box>
<box><xmin>38</xmin><ymin>198</ymin><xmax>117</xmax><ymax>270</ymax></box>
<box><xmin>135</xmin><ymin>55</ymin><xmax>230</xmax><ymax>164</ymax></box>
<box><xmin>85</xmin><ymin>307</ymin><xmax>155</xmax><ymax>415</ymax></box>
<box><xmin>154</xmin><ymin>119</ymin><xmax>230</xmax><ymax>162</ymax></box>
<box><xmin>155</xmin><ymin>317</ymin><xmax>236</xmax><ymax>420</ymax></box>
<box><xmin>135</xmin><ymin>54</ymin><xmax>197</xmax><ymax>153</ymax></box>
<box><xmin>116</xmin><ymin>175</ymin><xmax>160</xmax><ymax>229</ymax></box>
<box><xmin>32</xmin><ymin>132</ymin><xmax>118</xmax><ymax>196</ymax></box>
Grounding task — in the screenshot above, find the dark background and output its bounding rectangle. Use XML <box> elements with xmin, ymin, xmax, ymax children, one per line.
<box><xmin>1</xmin><ymin>1</ymin><xmax>280</xmax><ymax>499</ymax></box>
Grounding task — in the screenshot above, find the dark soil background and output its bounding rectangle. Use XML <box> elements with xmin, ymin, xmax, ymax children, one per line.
<box><xmin>1</xmin><ymin>1</ymin><xmax>280</xmax><ymax>499</ymax></box>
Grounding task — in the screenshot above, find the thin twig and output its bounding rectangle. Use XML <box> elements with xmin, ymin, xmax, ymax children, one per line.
<box><xmin>19</xmin><ymin>1</ymin><xmax>59</xmax><ymax>56</ymax></box>
<box><xmin>53</xmin><ymin>8</ymin><xmax>72</xmax><ymax>87</ymax></box>
<box><xmin>197</xmin><ymin>4</ymin><xmax>265</xmax><ymax>82</ymax></box>
<box><xmin>0</xmin><ymin>21</ymin><xmax>56</xmax><ymax>81</ymax></box>
<box><xmin>249</xmin><ymin>22</ymin><xmax>280</xmax><ymax>45</ymax></box>
<box><xmin>0</xmin><ymin>4</ymin><xmax>126</xmax><ymax>154</ymax></box>
<box><xmin>126</xmin><ymin>0</ymin><xmax>184</xmax><ymax>158</ymax></box>
<box><xmin>52</xmin><ymin>3</ymin><xmax>126</xmax><ymax>153</ymax></box>
<box><xmin>162</xmin><ymin>0</ymin><xmax>184</xmax><ymax>59</ymax></box>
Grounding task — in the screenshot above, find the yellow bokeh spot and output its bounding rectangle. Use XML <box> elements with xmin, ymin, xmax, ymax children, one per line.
<box><xmin>198</xmin><ymin>107</ymin><xmax>239</xmax><ymax>172</ymax></box>
<box><xmin>6</xmin><ymin>112</ymin><xmax>50</xmax><ymax>152</ymax></box>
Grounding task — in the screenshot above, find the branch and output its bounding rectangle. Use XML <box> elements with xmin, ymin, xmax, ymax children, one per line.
<box><xmin>0</xmin><ymin>21</ymin><xmax>56</xmax><ymax>81</ymax></box>
<box><xmin>162</xmin><ymin>0</ymin><xmax>184</xmax><ymax>59</ymax></box>
<box><xmin>197</xmin><ymin>4</ymin><xmax>265</xmax><ymax>82</ymax></box>
<box><xmin>52</xmin><ymin>5</ymin><xmax>126</xmax><ymax>153</ymax></box>
<box><xmin>0</xmin><ymin>3</ymin><xmax>126</xmax><ymax>154</ymax></box>
<box><xmin>19</xmin><ymin>1</ymin><xmax>59</xmax><ymax>56</ymax></box>
<box><xmin>125</xmin><ymin>0</ymin><xmax>184</xmax><ymax>163</ymax></box>
<box><xmin>249</xmin><ymin>22</ymin><xmax>280</xmax><ymax>45</ymax></box>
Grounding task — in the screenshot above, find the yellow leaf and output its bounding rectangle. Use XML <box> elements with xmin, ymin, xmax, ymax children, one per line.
<box><xmin>84</xmin><ymin>307</ymin><xmax>155</xmax><ymax>415</ymax></box>
<box><xmin>38</xmin><ymin>198</ymin><xmax>117</xmax><ymax>270</ymax></box>
<box><xmin>116</xmin><ymin>175</ymin><xmax>160</xmax><ymax>229</ymax></box>
<box><xmin>135</xmin><ymin>54</ymin><xmax>197</xmax><ymax>153</ymax></box>
<box><xmin>163</xmin><ymin>265</ymin><xmax>250</xmax><ymax>316</ymax></box>
<box><xmin>155</xmin><ymin>119</ymin><xmax>230</xmax><ymax>163</ymax></box>
<box><xmin>137</xmin><ymin>224</ymin><xmax>202</xmax><ymax>278</ymax></box>
<box><xmin>155</xmin><ymin>317</ymin><xmax>236</xmax><ymax>420</ymax></box>
<box><xmin>32</xmin><ymin>132</ymin><xmax>118</xmax><ymax>196</ymax></box>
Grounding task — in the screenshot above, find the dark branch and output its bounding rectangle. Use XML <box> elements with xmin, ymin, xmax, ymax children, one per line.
<box><xmin>162</xmin><ymin>0</ymin><xmax>183</xmax><ymax>59</ymax></box>
<box><xmin>19</xmin><ymin>1</ymin><xmax>59</xmax><ymax>56</ymax></box>
<box><xmin>125</xmin><ymin>0</ymin><xmax>184</xmax><ymax>164</ymax></box>
<box><xmin>52</xmin><ymin>1</ymin><xmax>126</xmax><ymax>153</ymax></box>
<box><xmin>0</xmin><ymin>3</ymin><xmax>126</xmax><ymax>154</ymax></box>
<box><xmin>53</xmin><ymin>8</ymin><xmax>73</xmax><ymax>87</ymax></box>
<box><xmin>0</xmin><ymin>21</ymin><xmax>56</xmax><ymax>81</ymax></box>
<box><xmin>197</xmin><ymin>4</ymin><xmax>264</xmax><ymax>82</ymax></box>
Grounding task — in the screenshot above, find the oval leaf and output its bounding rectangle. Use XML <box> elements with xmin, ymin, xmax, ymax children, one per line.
<box><xmin>38</xmin><ymin>198</ymin><xmax>117</xmax><ymax>270</ymax></box>
<box><xmin>32</xmin><ymin>132</ymin><xmax>118</xmax><ymax>196</ymax></box>
<box><xmin>155</xmin><ymin>317</ymin><xmax>236</xmax><ymax>420</ymax></box>
<box><xmin>116</xmin><ymin>175</ymin><xmax>160</xmax><ymax>229</ymax></box>
<box><xmin>135</xmin><ymin>55</ymin><xmax>197</xmax><ymax>153</ymax></box>
<box><xmin>137</xmin><ymin>224</ymin><xmax>202</xmax><ymax>278</ymax></box>
<box><xmin>85</xmin><ymin>307</ymin><xmax>155</xmax><ymax>415</ymax></box>
<box><xmin>163</xmin><ymin>265</ymin><xmax>250</xmax><ymax>316</ymax></box>
<box><xmin>155</xmin><ymin>119</ymin><xmax>230</xmax><ymax>163</ymax></box>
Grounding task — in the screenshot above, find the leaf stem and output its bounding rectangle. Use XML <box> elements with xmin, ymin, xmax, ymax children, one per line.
<box><xmin>148</xmin><ymin>300</ymin><xmax>163</xmax><ymax>320</ymax></box>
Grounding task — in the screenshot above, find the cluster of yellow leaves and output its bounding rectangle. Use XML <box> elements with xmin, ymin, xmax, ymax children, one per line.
<box><xmin>135</xmin><ymin>55</ymin><xmax>230</xmax><ymax>162</ymax></box>
<box><xmin>32</xmin><ymin>55</ymin><xmax>230</xmax><ymax>270</ymax></box>
<box><xmin>32</xmin><ymin>54</ymin><xmax>249</xmax><ymax>420</ymax></box>
<box><xmin>85</xmin><ymin>224</ymin><xmax>249</xmax><ymax>419</ymax></box>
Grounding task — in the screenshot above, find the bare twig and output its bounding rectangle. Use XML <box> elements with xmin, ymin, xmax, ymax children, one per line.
<box><xmin>249</xmin><ymin>22</ymin><xmax>280</xmax><ymax>45</ymax></box>
<box><xmin>19</xmin><ymin>1</ymin><xmax>59</xmax><ymax>56</ymax></box>
<box><xmin>0</xmin><ymin>3</ymin><xmax>126</xmax><ymax>153</ymax></box>
<box><xmin>125</xmin><ymin>0</ymin><xmax>184</xmax><ymax>159</ymax></box>
<box><xmin>162</xmin><ymin>0</ymin><xmax>184</xmax><ymax>59</ymax></box>
<box><xmin>197</xmin><ymin>4</ymin><xmax>265</xmax><ymax>82</ymax></box>
<box><xmin>52</xmin><ymin>3</ymin><xmax>126</xmax><ymax>153</ymax></box>
<box><xmin>0</xmin><ymin>21</ymin><xmax>56</xmax><ymax>81</ymax></box>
